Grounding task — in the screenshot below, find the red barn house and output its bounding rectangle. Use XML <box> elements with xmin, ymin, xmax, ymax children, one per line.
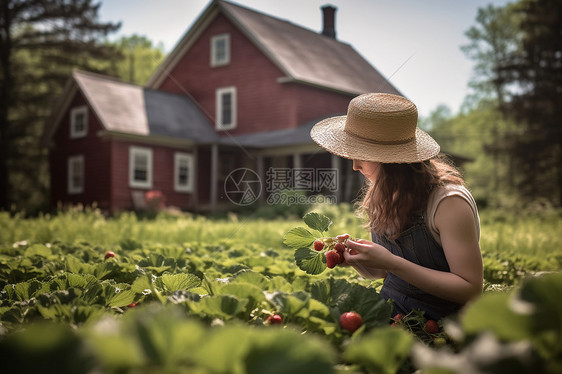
<box><xmin>43</xmin><ymin>0</ymin><xmax>403</xmax><ymax>213</ymax></box>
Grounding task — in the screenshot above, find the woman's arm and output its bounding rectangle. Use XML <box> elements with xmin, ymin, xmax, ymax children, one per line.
<box><xmin>343</xmin><ymin>196</ymin><xmax>483</xmax><ymax>304</ymax></box>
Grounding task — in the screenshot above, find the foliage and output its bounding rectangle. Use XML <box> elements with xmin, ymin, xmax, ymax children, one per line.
<box><xmin>461</xmin><ymin>0</ymin><xmax>562</xmax><ymax>207</ymax></box>
<box><xmin>0</xmin><ymin>209</ymin><xmax>561</xmax><ymax>372</ymax></box>
<box><xmin>0</xmin><ymin>2</ymin><xmax>167</xmax><ymax>214</ymax></box>
<box><xmin>109</xmin><ymin>34</ymin><xmax>166</xmax><ymax>85</ymax></box>
<box><xmin>0</xmin><ymin>0</ymin><xmax>122</xmax><ymax>213</ymax></box>
<box><xmin>428</xmin><ymin>104</ymin><xmax>520</xmax><ymax>207</ymax></box>
<box><xmin>494</xmin><ymin>0</ymin><xmax>562</xmax><ymax>206</ymax></box>
<box><xmin>461</xmin><ymin>3</ymin><xmax>521</xmax><ymax>108</ymax></box>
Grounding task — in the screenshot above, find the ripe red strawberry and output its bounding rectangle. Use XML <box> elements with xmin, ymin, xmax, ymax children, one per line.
<box><xmin>425</xmin><ymin>319</ymin><xmax>439</xmax><ymax>334</ymax></box>
<box><xmin>326</xmin><ymin>250</ymin><xmax>342</xmax><ymax>268</ymax></box>
<box><xmin>267</xmin><ymin>314</ymin><xmax>282</xmax><ymax>325</ymax></box>
<box><xmin>393</xmin><ymin>313</ymin><xmax>405</xmax><ymax>323</ymax></box>
<box><xmin>334</xmin><ymin>242</ymin><xmax>346</xmax><ymax>255</ymax></box>
<box><xmin>127</xmin><ymin>302</ymin><xmax>137</xmax><ymax>308</ymax></box>
<box><xmin>104</xmin><ymin>251</ymin><xmax>115</xmax><ymax>260</ymax></box>
<box><xmin>313</xmin><ymin>240</ymin><xmax>324</xmax><ymax>251</ymax></box>
<box><xmin>340</xmin><ymin>311</ymin><xmax>363</xmax><ymax>333</ymax></box>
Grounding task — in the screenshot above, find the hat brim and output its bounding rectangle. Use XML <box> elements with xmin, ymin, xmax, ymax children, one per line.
<box><xmin>310</xmin><ymin>115</ymin><xmax>440</xmax><ymax>163</ymax></box>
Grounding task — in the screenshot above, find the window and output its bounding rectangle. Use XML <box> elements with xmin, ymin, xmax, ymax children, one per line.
<box><xmin>174</xmin><ymin>153</ymin><xmax>194</xmax><ymax>192</ymax></box>
<box><xmin>67</xmin><ymin>155</ymin><xmax>84</xmax><ymax>194</ymax></box>
<box><xmin>70</xmin><ymin>106</ymin><xmax>88</xmax><ymax>138</ymax></box>
<box><xmin>129</xmin><ymin>146</ymin><xmax>153</xmax><ymax>188</ymax></box>
<box><xmin>211</xmin><ymin>34</ymin><xmax>230</xmax><ymax>67</ymax></box>
<box><xmin>215</xmin><ymin>86</ymin><xmax>237</xmax><ymax>130</ymax></box>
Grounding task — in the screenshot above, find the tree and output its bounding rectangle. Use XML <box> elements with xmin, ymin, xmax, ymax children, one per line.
<box><xmin>496</xmin><ymin>0</ymin><xmax>562</xmax><ymax>206</ymax></box>
<box><xmin>462</xmin><ymin>0</ymin><xmax>562</xmax><ymax>207</ymax></box>
<box><xmin>0</xmin><ymin>0</ymin><xmax>121</xmax><ymax>213</ymax></box>
<box><xmin>111</xmin><ymin>34</ymin><xmax>165</xmax><ymax>85</ymax></box>
<box><xmin>461</xmin><ymin>4</ymin><xmax>521</xmax><ymax>112</ymax></box>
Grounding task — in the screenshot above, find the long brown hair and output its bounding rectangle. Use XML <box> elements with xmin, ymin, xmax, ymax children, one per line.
<box><xmin>357</xmin><ymin>155</ymin><xmax>464</xmax><ymax>239</ymax></box>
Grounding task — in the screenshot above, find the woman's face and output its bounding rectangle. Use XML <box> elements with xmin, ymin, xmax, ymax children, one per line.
<box><xmin>352</xmin><ymin>160</ymin><xmax>381</xmax><ymax>182</ymax></box>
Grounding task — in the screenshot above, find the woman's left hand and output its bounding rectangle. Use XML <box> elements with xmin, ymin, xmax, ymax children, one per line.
<box><xmin>341</xmin><ymin>239</ymin><xmax>391</xmax><ymax>279</ymax></box>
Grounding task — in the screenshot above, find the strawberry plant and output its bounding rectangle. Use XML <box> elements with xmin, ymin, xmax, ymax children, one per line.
<box><xmin>283</xmin><ymin>212</ymin><xmax>352</xmax><ymax>274</ymax></box>
<box><xmin>0</xmin><ymin>209</ymin><xmax>560</xmax><ymax>373</ymax></box>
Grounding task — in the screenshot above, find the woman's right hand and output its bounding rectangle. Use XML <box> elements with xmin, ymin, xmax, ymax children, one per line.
<box><xmin>342</xmin><ymin>238</ymin><xmax>389</xmax><ymax>280</ymax></box>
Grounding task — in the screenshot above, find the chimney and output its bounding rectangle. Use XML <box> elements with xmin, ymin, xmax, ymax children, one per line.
<box><xmin>321</xmin><ymin>5</ymin><xmax>337</xmax><ymax>39</ymax></box>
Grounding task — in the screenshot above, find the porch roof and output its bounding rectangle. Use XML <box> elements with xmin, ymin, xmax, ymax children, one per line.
<box><xmin>73</xmin><ymin>70</ymin><xmax>218</xmax><ymax>143</ymax></box>
<box><xmin>220</xmin><ymin>118</ymin><xmax>332</xmax><ymax>148</ymax></box>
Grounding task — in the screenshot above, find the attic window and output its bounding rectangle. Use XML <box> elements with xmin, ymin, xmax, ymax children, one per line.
<box><xmin>67</xmin><ymin>155</ymin><xmax>84</xmax><ymax>194</ymax></box>
<box><xmin>129</xmin><ymin>146</ymin><xmax>153</xmax><ymax>189</ymax></box>
<box><xmin>215</xmin><ymin>86</ymin><xmax>237</xmax><ymax>130</ymax></box>
<box><xmin>70</xmin><ymin>106</ymin><xmax>88</xmax><ymax>138</ymax></box>
<box><xmin>211</xmin><ymin>34</ymin><xmax>230</xmax><ymax>67</ymax></box>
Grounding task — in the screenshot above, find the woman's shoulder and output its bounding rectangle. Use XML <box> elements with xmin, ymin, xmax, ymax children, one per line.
<box><xmin>426</xmin><ymin>184</ymin><xmax>480</xmax><ymax>243</ymax></box>
<box><xmin>428</xmin><ymin>184</ymin><xmax>478</xmax><ymax>215</ymax></box>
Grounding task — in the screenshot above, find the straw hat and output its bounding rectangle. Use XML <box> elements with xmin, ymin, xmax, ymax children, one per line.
<box><xmin>310</xmin><ymin>93</ymin><xmax>440</xmax><ymax>163</ymax></box>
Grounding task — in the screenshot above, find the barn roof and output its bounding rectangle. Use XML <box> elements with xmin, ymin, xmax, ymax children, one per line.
<box><xmin>44</xmin><ymin>70</ymin><xmax>218</xmax><ymax>145</ymax></box>
<box><xmin>147</xmin><ymin>0</ymin><xmax>402</xmax><ymax>96</ymax></box>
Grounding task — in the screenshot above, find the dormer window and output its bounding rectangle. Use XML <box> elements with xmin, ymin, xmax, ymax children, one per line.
<box><xmin>211</xmin><ymin>34</ymin><xmax>230</xmax><ymax>67</ymax></box>
<box><xmin>215</xmin><ymin>86</ymin><xmax>237</xmax><ymax>130</ymax></box>
<box><xmin>70</xmin><ymin>106</ymin><xmax>88</xmax><ymax>138</ymax></box>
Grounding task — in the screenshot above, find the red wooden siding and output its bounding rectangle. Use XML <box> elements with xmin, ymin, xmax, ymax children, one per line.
<box><xmin>157</xmin><ymin>13</ymin><xmax>352</xmax><ymax>135</ymax></box>
<box><xmin>49</xmin><ymin>92</ymin><xmax>111</xmax><ymax>210</ymax></box>
<box><xmin>286</xmin><ymin>82</ymin><xmax>354</xmax><ymax>124</ymax></box>
<box><xmin>109</xmin><ymin>140</ymin><xmax>194</xmax><ymax>212</ymax></box>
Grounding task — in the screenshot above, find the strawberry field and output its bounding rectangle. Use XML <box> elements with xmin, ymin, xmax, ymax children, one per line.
<box><xmin>1</xmin><ymin>205</ymin><xmax>561</xmax><ymax>373</ymax></box>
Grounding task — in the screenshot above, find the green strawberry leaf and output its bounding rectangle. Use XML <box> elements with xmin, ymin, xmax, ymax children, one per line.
<box><xmin>283</xmin><ymin>227</ymin><xmax>316</xmax><ymax>249</ymax></box>
<box><xmin>303</xmin><ymin>212</ymin><xmax>332</xmax><ymax>234</ymax></box>
<box><xmin>24</xmin><ymin>244</ymin><xmax>52</xmax><ymax>257</ymax></box>
<box><xmin>13</xmin><ymin>280</ymin><xmax>43</xmax><ymax>301</ymax></box>
<box><xmin>159</xmin><ymin>273</ymin><xmax>201</xmax><ymax>292</ymax></box>
<box><xmin>310</xmin><ymin>278</ymin><xmax>392</xmax><ymax>329</ymax></box>
<box><xmin>265</xmin><ymin>290</ymin><xmax>310</xmax><ymax>316</ymax></box>
<box><xmin>232</xmin><ymin>270</ymin><xmax>270</xmax><ymax>290</ymax></box>
<box><xmin>343</xmin><ymin>327</ymin><xmax>413</xmax><ymax>373</ymax></box>
<box><xmin>107</xmin><ymin>289</ymin><xmax>137</xmax><ymax>307</ymax></box>
<box><xmin>294</xmin><ymin>247</ymin><xmax>326</xmax><ymax>275</ymax></box>
<box><xmin>188</xmin><ymin>295</ymin><xmax>248</xmax><ymax>319</ymax></box>
<box><xmin>131</xmin><ymin>275</ymin><xmax>154</xmax><ymax>294</ymax></box>
<box><xmin>461</xmin><ymin>292</ymin><xmax>536</xmax><ymax>342</ymax></box>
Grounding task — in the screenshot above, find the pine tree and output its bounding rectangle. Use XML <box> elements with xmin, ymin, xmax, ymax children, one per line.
<box><xmin>0</xmin><ymin>0</ymin><xmax>121</xmax><ymax>212</ymax></box>
<box><xmin>497</xmin><ymin>0</ymin><xmax>562</xmax><ymax>206</ymax></box>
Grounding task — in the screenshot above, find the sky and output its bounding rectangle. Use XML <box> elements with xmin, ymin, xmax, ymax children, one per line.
<box><xmin>98</xmin><ymin>0</ymin><xmax>512</xmax><ymax>118</ymax></box>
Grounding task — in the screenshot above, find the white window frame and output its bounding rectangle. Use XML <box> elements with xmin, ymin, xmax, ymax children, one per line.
<box><xmin>210</xmin><ymin>33</ymin><xmax>230</xmax><ymax>67</ymax></box>
<box><xmin>174</xmin><ymin>152</ymin><xmax>194</xmax><ymax>193</ymax></box>
<box><xmin>70</xmin><ymin>106</ymin><xmax>88</xmax><ymax>138</ymax></box>
<box><xmin>67</xmin><ymin>155</ymin><xmax>84</xmax><ymax>194</ymax></box>
<box><xmin>129</xmin><ymin>146</ymin><xmax>153</xmax><ymax>189</ymax></box>
<box><xmin>215</xmin><ymin>86</ymin><xmax>237</xmax><ymax>131</ymax></box>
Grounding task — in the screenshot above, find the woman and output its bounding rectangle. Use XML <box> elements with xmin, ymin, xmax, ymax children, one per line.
<box><xmin>310</xmin><ymin>93</ymin><xmax>483</xmax><ymax>320</ymax></box>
